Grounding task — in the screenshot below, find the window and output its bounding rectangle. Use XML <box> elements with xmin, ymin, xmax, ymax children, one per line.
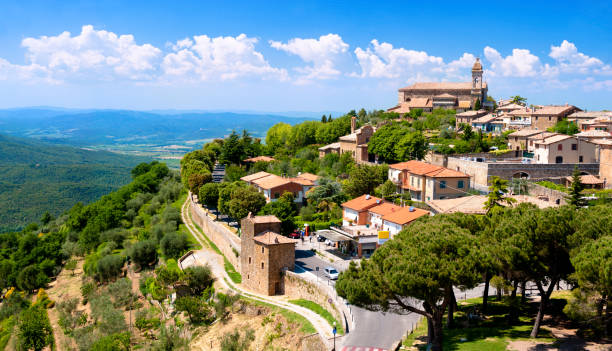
<box><xmin>555</xmin><ymin>156</ymin><xmax>563</xmax><ymax>164</ymax></box>
<box><xmin>571</xmin><ymin>144</ymin><xmax>577</xmax><ymax>150</ymax></box>
<box><xmin>458</xmin><ymin>180</ymin><xmax>464</xmax><ymax>189</ymax></box>
<box><xmin>248</xmin><ymin>257</ymin><xmax>252</xmax><ymax>264</ymax></box>
<box><xmin>579</xmin><ymin>155</ymin><xmax>583</xmax><ymax>163</ymax></box>
<box><xmin>548</xmin><ymin>116</ymin><xmax>551</xmax><ymax>121</ymax></box>
<box><xmin>261</xmin><ymin>262</ymin><xmax>264</xmax><ymax>269</ymax></box>
<box><xmin>274</xmin><ymin>192</ymin><xmax>280</xmax><ymax>198</ymax></box>
<box><xmin>439</xmin><ymin>181</ymin><xmax>446</xmax><ymax>189</ymax></box>
<box><xmin>558</xmin><ymin>144</ymin><xmax>563</xmax><ymax>151</ymax></box>
<box><xmin>261</xmin><ymin>247</ymin><xmax>264</xmax><ymax>253</ymax></box>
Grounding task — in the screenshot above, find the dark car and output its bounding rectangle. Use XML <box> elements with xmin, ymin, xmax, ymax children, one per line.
<box><xmin>316</xmin><ymin>235</ymin><xmax>326</xmax><ymax>242</ymax></box>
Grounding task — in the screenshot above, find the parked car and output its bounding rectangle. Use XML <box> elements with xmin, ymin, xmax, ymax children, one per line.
<box><xmin>316</xmin><ymin>235</ymin><xmax>326</xmax><ymax>242</ymax></box>
<box><xmin>324</xmin><ymin>267</ymin><xmax>339</xmax><ymax>280</ymax></box>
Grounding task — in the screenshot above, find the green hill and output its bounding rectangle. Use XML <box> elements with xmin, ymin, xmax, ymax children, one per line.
<box><xmin>0</xmin><ymin>134</ymin><xmax>149</xmax><ymax>232</ymax></box>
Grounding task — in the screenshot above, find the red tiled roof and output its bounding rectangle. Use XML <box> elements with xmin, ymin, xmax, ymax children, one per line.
<box><xmin>296</xmin><ymin>173</ymin><xmax>320</xmax><ymax>182</ymax></box>
<box><xmin>389</xmin><ymin>160</ymin><xmax>468</xmax><ymax>178</ymax></box>
<box><xmin>244</xmin><ymin>156</ymin><xmax>276</xmax><ymax>163</ymax></box>
<box><xmin>342</xmin><ymin>194</ymin><xmax>383</xmax><ymax>211</ymax></box>
<box><xmin>241</xmin><ymin>171</ymin><xmax>272</xmax><ymax>182</ymax></box>
<box><xmin>368</xmin><ymin>202</ymin><xmax>401</xmax><ymax>216</ymax></box>
<box><xmin>382</xmin><ymin>207</ymin><xmax>430</xmax><ymax>225</ymax></box>
<box><xmin>252</xmin><ymin>174</ymin><xmax>293</xmax><ymax>189</ymax></box>
<box><xmin>565</xmin><ymin>175</ymin><xmax>604</xmax><ymax>185</ymax></box>
<box><xmin>400</xmin><ymin>82</ymin><xmax>487</xmax><ymax>90</ymax></box>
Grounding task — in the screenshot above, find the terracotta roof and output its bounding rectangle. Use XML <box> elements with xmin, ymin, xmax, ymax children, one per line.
<box><xmin>456</xmin><ymin>110</ymin><xmax>488</xmax><ymax>117</ymax></box>
<box><xmin>497</xmin><ymin>103</ymin><xmax>524</xmax><ymax>111</ymax></box>
<box><xmin>508</xmin><ymin>105</ymin><xmax>578</xmax><ymax>116</ymax></box>
<box><xmin>528</xmin><ymin>132</ymin><xmax>559</xmax><ymax>141</ymax></box>
<box><xmin>252</xmin><ymin>174</ymin><xmax>293</xmax><ymax>189</ymax></box>
<box><xmin>318</xmin><ymin>142</ymin><xmax>341</xmax><ymax>151</ymax></box>
<box><xmin>342</xmin><ymin>194</ymin><xmax>383</xmax><ymax>211</ymax></box>
<box><xmin>389</xmin><ymin>160</ymin><xmax>468</xmax><ymax>178</ymax></box>
<box><xmin>244</xmin><ymin>156</ymin><xmax>276</xmax><ymax>163</ymax></box>
<box><xmin>472</xmin><ymin>114</ymin><xmax>498</xmax><ymax>124</ymax></box>
<box><xmin>289</xmin><ymin>177</ymin><xmax>315</xmax><ymax>186</ymax></box>
<box><xmin>241</xmin><ymin>171</ymin><xmax>272</xmax><ymax>182</ymax></box>
<box><xmin>368</xmin><ymin>202</ymin><xmax>401</xmax><ymax>216</ymax></box>
<box><xmin>387</xmin><ymin>103</ymin><xmax>410</xmax><ymax>113</ymax></box>
<box><xmin>565</xmin><ymin>175</ymin><xmax>604</xmax><ymax>185</ymax></box>
<box><xmin>428</xmin><ymin>195</ymin><xmax>557</xmax><ymax>214</ymax></box>
<box><xmin>296</xmin><ymin>173</ymin><xmax>319</xmax><ymax>182</ymax></box>
<box><xmin>408</xmin><ymin>98</ymin><xmax>433</xmax><ymax>108</ymax></box>
<box><xmin>591</xmin><ymin>139</ymin><xmax>612</xmax><ymax>146</ymax></box>
<box><xmin>382</xmin><ymin>206</ymin><xmax>430</xmax><ymax>225</ymax></box>
<box><xmin>400</xmin><ymin>82</ymin><xmax>487</xmax><ymax>91</ymax></box>
<box><xmin>533</xmin><ymin>134</ymin><xmax>573</xmax><ymax>145</ymax></box>
<box><xmin>575</xmin><ymin>130</ymin><xmax>612</xmax><ymax>138</ymax></box>
<box><xmin>253</xmin><ymin>231</ymin><xmax>296</xmax><ymax>245</ymax></box>
<box><xmin>507</xmin><ymin>129</ymin><xmax>543</xmax><ymax>137</ymax></box>
<box><xmin>247</xmin><ymin>215</ymin><xmax>281</xmax><ymax>224</ymax></box>
<box><xmin>568</xmin><ymin>111</ymin><xmax>612</xmax><ymax>119</ymax></box>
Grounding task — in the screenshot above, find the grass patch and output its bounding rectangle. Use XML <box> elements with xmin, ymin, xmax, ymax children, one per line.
<box><xmin>224</xmin><ymin>258</ymin><xmax>242</xmax><ymax>284</ymax></box>
<box><xmin>289</xmin><ymin>299</ymin><xmax>343</xmax><ymax>334</ymax></box>
<box><xmin>0</xmin><ymin>316</ymin><xmax>15</xmax><ymax>350</ymax></box>
<box><xmin>405</xmin><ymin>296</ymin><xmax>560</xmax><ymax>351</ymax></box>
<box><xmin>241</xmin><ymin>297</ymin><xmax>316</xmax><ymax>334</ymax></box>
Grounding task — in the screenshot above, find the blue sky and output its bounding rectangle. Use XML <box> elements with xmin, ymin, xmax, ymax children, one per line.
<box><xmin>0</xmin><ymin>1</ymin><xmax>611</xmax><ymax>113</ymax></box>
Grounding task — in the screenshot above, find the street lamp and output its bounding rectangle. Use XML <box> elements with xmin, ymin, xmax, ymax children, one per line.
<box><xmin>332</xmin><ymin>321</ymin><xmax>337</xmax><ymax>350</ymax></box>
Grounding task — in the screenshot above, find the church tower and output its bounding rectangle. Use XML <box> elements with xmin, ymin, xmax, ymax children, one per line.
<box><xmin>471</xmin><ymin>58</ymin><xmax>484</xmax><ymax>106</ymax></box>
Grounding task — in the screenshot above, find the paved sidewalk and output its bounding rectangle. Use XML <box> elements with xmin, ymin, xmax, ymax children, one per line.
<box><xmin>181</xmin><ymin>198</ymin><xmax>335</xmax><ymax>349</ymax></box>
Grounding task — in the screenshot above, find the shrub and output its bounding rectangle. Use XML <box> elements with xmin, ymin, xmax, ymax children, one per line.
<box><xmin>107</xmin><ymin>278</ymin><xmax>137</xmax><ymax>309</ymax></box>
<box><xmin>160</xmin><ymin>232</ymin><xmax>189</xmax><ymax>259</ymax></box>
<box><xmin>18</xmin><ymin>305</ymin><xmax>54</xmax><ymax>351</ymax></box>
<box><xmin>90</xmin><ymin>332</ymin><xmax>131</xmax><ymax>351</ymax></box>
<box><xmin>175</xmin><ymin>296</ymin><xmax>211</xmax><ymax>324</ymax></box>
<box><xmin>129</xmin><ymin>240</ymin><xmax>158</xmax><ymax>269</ymax></box>
<box><xmin>161</xmin><ymin>206</ymin><xmax>182</xmax><ymax>227</ymax></box>
<box><xmin>220</xmin><ymin>328</ymin><xmax>255</xmax><ymax>351</ymax></box>
<box><xmin>96</xmin><ymin>255</ymin><xmax>125</xmax><ymax>283</ymax></box>
<box><xmin>184</xmin><ymin>265</ymin><xmax>214</xmax><ymax>296</ymax></box>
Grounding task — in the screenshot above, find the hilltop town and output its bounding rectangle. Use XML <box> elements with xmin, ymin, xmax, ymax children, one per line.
<box><xmin>1</xmin><ymin>59</ymin><xmax>610</xmax><ymax>351</ymax></box>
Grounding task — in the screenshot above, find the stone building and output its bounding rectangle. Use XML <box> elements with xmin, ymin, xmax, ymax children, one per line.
<box><xmin>388</xmin><ymin>59</ymin><xmax>488</xmax><ymax>113</ymax></box>
<box><xmin>533</xmin><ymin>135</ymin><xmax>598</xmax><ymax>164</ymax></box>
<box><xmin>240</xmin><ymin>214</ymin><xmax>296</xmax><ymax>296</ymax></box>
<box><xmin>319</xmin><ymin>116</ymin><xmax>376</xmax><ymax>163</ymax></box>
<box><xmin>593</xmin><ymin>139</ymin><xmax>612</xmax><ymax>187</ymax></box>
<box><xmin>455</xmin><ymin>110</ymin><xmax>489</xmax><ymax>129</ymax></box>
<box><xmin>506</xmin><ymin>104</ymin><xmax>580</xmax><ymax>130</ymax></box>
<box><xmin>388</xmin><ymin>160</ymin><xmax>470</xmax><ymax>202</ymax></box>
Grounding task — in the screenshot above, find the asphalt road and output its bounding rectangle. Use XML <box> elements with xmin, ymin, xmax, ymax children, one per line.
<box><xmin>295</xmin><ymin>247</ymin><xmax>418</xmax><ymax>350</ymax></box>
<box><xmin>294</xmin><ymin>246</ymin><xmax>565</xmax><ymax>350</ymax></box>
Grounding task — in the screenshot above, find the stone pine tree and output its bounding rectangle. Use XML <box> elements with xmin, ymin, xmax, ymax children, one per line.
<box><xmin>336</xmin><ymin>216</ymin><xmax>483</xmax><ymax>351</ymax></box>
<box><xmin>566</xmin><ymin>166</ymin><xmax>586</xmax><ymax>207</ymax></box>
<box><xmin>484</xmin><ymin>176</ymin><xmax>516</xmax><ymax>213</ymax></box>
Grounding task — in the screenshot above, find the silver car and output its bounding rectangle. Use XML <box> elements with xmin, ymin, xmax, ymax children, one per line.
<box><xmin>324</xmin><ymin>267</ymin><xmax>339</xmax><ymax>280</ymax></box>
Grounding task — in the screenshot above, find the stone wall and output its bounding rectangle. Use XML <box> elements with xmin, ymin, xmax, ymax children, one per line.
<box><xmin>527</xmin><ymin>183</ymin><xmax>568</xmax><ymax>206</ymax></box>
<box><xmin>189</xmin><ymin>195</ymin><xmax>241</xmax><ymax>269</ymax></box>
<box><xmin>284</xmin><ymin>271</ymin><xmax>343</xmax><ymax>330</ymax></box>
<box><xmin>447</xmin><ymin>157</ymin><xmax>599</xmax><ymax>192</ymax></box>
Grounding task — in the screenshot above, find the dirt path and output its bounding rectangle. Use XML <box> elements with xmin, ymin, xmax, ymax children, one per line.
<box><xmin>180</xmin><ymin>196</ymin><xmax>335</xmax><ymax>349</ymax></box>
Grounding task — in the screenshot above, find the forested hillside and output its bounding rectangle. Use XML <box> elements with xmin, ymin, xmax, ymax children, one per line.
<box><xmin>0</xmin><ymin>134</ymin><xmax>148</xmax><ymax>232</ymax></box>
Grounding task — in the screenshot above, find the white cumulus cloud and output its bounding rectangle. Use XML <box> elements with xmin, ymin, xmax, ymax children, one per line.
<box><xmin>353</xmin><ymin>39</ymin><xmax>444</xmax><ymax>79</ymax></box>
<box><xmin>270</xmin><ymin>34</ymin><xmax>349</xmax><ymax>81</ymax></box>
<box><xmin>483</xmin><ymin>46</ymin><xmax>542</xmax><ymax>77</ymax></box>
<box><xmin>162</xmin><ymin>34</ymin><xmax>287</xmax><ymax>81</ymax></box>
<box><xmin>19</xmin><ymin>25</ymin><xmax>162</xmax><ymax>81</ymax></box>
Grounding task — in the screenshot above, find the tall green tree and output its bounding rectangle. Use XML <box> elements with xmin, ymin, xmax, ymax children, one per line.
<box><xmin>566</xmin><ymin>167</ymin><xmax>586</xmax><ymax>207</ymax></box>
<box><xmin>484</xmin><ymin>176</ymin><xmax>516</xmax><ymax>213</ymax></box>
<box><xmin>343</xmin><ymin>164</ymin><xmax>388</xmax><ymax>198</ymax></box>
<box><xmin>220</xmin><ymin>131</ymin><xmax>245</xmax><ymax>165</ymax></box>
<box><xmin>260</xmin><ymin>192</ymin><xmax>298</xmax><ymax>234</ymax></box>
<box><xmin>18</xmin><ymin>305</ymin><xmax>54</xmax><ymax>351</ymax></box>
<box><xmin>510</xmin><ymin>95</ymin><xmax>527</xmax><ymax>105</ymax></box>
<box><xmin>336</xmin><ymin>217</ymin><xmax>483</xmax><ymax>351</ymax></box>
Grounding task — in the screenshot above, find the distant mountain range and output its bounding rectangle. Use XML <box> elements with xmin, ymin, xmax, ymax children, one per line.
<box><xmin>0</xmin><ymin>133</ymin><xmax>148</xmax><ymax>232</ymax></box>
<box><xmin>0</xmin><ymin>108</ymin><xmax>316</xmax><ymax>146</ymax></box>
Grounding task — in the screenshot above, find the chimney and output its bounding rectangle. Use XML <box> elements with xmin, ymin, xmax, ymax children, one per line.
<box><xmin>351</xmin><ymin>116</ymin><xmax>356</xmax><ymax>134</ymax></box>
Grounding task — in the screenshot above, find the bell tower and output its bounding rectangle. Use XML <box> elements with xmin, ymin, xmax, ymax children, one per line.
<box><xmin>471</xmin><ymin>58</ymin><xmax>484</xmax><ymax>106</ymax></box>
